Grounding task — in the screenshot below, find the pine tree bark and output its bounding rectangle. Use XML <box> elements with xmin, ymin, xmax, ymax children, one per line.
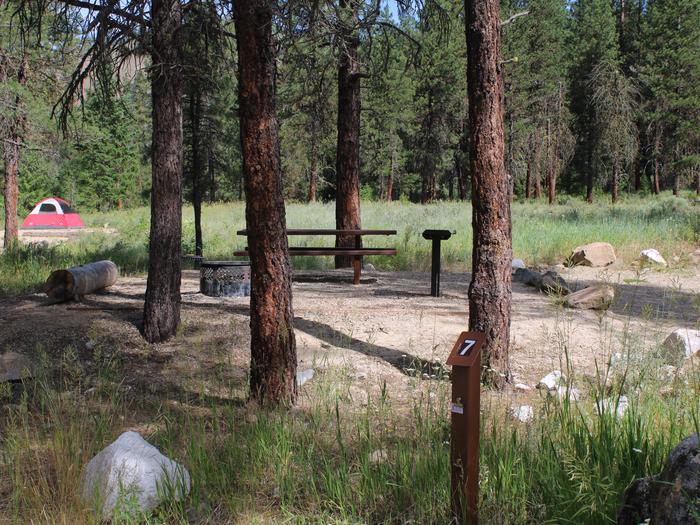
<box><xmin>465</xmin><ymin>0</ymin><xmax>512</xmax><ymax>388</ymax></box>
<box><xmin>2</xmin><ymin>57</ymin><xmax>26</xmax><ymax>250</ymax></box>
<box><xmin>189</xmin><ymin>91</ymin><xmax>204</xmax><ymax>257</ymax></box>
<box><xmin>335</xmin><ymin>0</ymin><xmax>362</xmax><ymax>268</ymax></box>
<box><xmin>387</xmin><ymin>143</ymin><xmax>396</xmax><ymax>201</ymax></box>
<box><xmin>308</xmin><ymin>136</ymin><xmax>318</xmax><ymax>202</ymax></box>
<box><xmin>525</xmin><ymin>157</ymin><xmax>532</xmax><ymax>199</ymax></box>
<box><xmin>234</xmin><ymin>0</ymin><xmax>297</xmax><ymax>406</ymax></box>
<box><xmin>142</xmin><ymin>0</ymin><xmax>183</xmax><ymax>343</ymax></box>
<box><xmin>612</xmin><ymin>166</ymin><xmax>619</xmax><ymax>203</ymax></box>
<box><xmin>695</xmin><ymin>169</ymin><xmax>700</xmax><ymax>197</ymax></box>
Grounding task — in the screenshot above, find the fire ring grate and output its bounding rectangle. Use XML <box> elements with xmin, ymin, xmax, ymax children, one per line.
<box><xmin>200</xmin><ymin>261</ymin><xmax>250</xmax><ymax>297</ymax></box>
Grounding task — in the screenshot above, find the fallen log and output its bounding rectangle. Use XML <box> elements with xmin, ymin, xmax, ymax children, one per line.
<box><xmin>44</xmin><ymin>260</ymin><xmax>119</xmax><ymax>302</ymax></box>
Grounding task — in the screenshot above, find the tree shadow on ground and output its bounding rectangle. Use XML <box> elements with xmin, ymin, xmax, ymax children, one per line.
<box><xmin>293</xmin><ymin>317</ymin><xmax>449</xmax><ymax>379</ymax></box>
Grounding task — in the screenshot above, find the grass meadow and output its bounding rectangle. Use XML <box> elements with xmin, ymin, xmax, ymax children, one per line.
<box><xmin>1</xmin><ymin>192</ymin><xmax>699</xmax><ymax>296</ymax></box>
<box><xmin>1</xmin><ymin>193</ymin><xmax>700</xmax><ymax>523</ymax></box>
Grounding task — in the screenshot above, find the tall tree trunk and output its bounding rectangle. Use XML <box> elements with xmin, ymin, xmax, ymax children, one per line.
<box><xmin>633</xmin><ymin>156</ymin><xmax>641</xmax><ymax>192</ymax></box>
<box><xmin>548</xmin><ymin>164</ymin><xmax>556</xmax><ymax>204</ymax></box>
<box><xmin>652</xmin><ymin>131</ymin><xmax>661</xmax><ymax>194</ymax></box>
<box><xmin>2</xmin><ymin>56</ymin><xmax>26</xmax><ymax>250</ymax></box>
<box><xmin>465</xmin><ymin>0</ymin><xmax>512</xmax><ymax>388</ymax></box>
<box><xmin>309</xmin><ymin>133</ymin><xmax>318</xmax><ymax>202</ymax></box>
<box><xmin>525</xmin><ymin>157</ymin><xmax>532</xmax><ymax>199</ymax></box>
<box><xmin>585</xmin><ymin>135</ymin><xmax>594</xmax><ymax>203</ymax></box>
<box><xmin>143</xmin><ymin>0</ymin><xmax>183</xmax><ymax>343</ymax></box>
<box><xmin>695</xmin><ymin>168</ymin><xmax>700</xmax><ymax>197</ymax></box>
<box><xmin>234</xmin><ymin>0</ymin><xmax>297</xmax><ymax>406</ymax></box>
<box><xmin>335</xmin><ymin>0</ymin><xmax>362</xmax><ymax>268</ymax></box>
<box><xmin>387</xmin><ymin>143</ymin><xmax>396</xmax><ymax>201</ymax></box>
<box><xmin>190</xmin><ymin>91</ymin><xmax>204</xmax><ymax>257</ymax></box>
<box><xmin>611</xmin><ymin>165</ymin><xmax>619</xmax><ymax>203</ymax></box>
<box><xmin>534</xmin><ymin>140</ymin><xmax>542</xmax><ymax>199</ymax></box>
<box><xmin>672</xmin><ymin>172</ymin><xmax>679</xmax><ymax>196</ymax></box>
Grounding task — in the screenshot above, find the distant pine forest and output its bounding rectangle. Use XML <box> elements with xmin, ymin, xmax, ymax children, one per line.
<box><xmin>1</xmin><ymin>0</ymin><xmax>699</xmax><ymax>213</ymax></box>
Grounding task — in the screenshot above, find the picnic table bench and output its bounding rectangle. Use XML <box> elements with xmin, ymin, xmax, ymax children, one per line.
<box><xmin>234</xmin><ymin>229</ymin><xmax>397</xmax><ymax>285</ymax></box>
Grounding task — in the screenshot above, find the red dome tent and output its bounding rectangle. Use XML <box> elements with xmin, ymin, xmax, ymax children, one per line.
<box><xmin>21</xmin><ymin>197</ymin><xmax>86</xmax><ymax>229</ymax></box>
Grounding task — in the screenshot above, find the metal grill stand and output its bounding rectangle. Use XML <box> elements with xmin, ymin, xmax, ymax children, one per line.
<box><xmin>200</xmin><ymin>261</ymin><xmax>251</xmax><ymax>297</ymax></box>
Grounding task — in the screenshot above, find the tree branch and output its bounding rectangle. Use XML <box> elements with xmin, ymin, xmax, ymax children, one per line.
<box><xmin>501</xmin><ymin>11</ymin><xmax>529</xmax><ymax>27</ymax></box>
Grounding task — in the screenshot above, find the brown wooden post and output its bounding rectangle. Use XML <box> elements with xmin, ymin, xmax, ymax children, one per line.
<box><xmin>447</xmin><ymin>332</ymin><xmax>485</xmax><ymax>525</ymax></box>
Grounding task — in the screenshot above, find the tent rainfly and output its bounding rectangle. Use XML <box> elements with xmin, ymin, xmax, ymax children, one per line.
<box><xmin>21</xmin><ymin>197</ymin><xmax>86</xmax><ymax>229</ymax></box>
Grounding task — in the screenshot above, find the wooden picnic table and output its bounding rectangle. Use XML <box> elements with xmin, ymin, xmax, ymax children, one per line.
<box><xmin>235</xmin><ymin>228</ymin><xmax>397</xmax><ymax>284</ymax></box>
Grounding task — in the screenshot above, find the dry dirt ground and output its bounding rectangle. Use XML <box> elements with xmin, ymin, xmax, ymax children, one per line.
<box><xmin>1</xmin><ymin>262</ymin><xmax>699</xmax><ymax>412</ymax></box>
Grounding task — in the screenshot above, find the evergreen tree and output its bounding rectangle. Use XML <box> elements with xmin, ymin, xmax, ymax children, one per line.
<box><xmin>569</xmin><ymin>0</ymin><xmax>620</xmax><ymax>202</ymax></box>
<box><xmin>641</xmin><ymin>0</ymin><xmax>700</xmax><ymax>195</ymax></box>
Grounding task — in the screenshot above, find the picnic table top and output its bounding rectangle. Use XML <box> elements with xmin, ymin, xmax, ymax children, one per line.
<box><xmin>236</xmin><ymin>228</ymin><xmax>397</xmax><ymax>236</ymax></box>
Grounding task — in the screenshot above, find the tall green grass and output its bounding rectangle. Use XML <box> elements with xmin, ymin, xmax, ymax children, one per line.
<box><xmin>1</xmin><ymin>193</ymin><xmax>698</xmax><ymax>296</ymax></box>
<box><xmin>2</xmin><ymin>334</ymin><xmax>699</xmax><ymax>524</ymax></box>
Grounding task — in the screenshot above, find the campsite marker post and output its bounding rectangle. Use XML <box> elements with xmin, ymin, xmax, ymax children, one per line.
<box><xmin>446</xmin><ymin>331</ymin><xmax>485</xmax><ymax>525</ymax></box>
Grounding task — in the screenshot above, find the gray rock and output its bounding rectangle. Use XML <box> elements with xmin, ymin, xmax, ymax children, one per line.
<box><xmin>617</xmin><ymin>475</ymin><xmax>659</xmax><ymax>525</ymax></box>
<box><xmin>537</xmin><ymin>371</ymin><xmax>564</xmax><ymax>390</ymax></box>
<box><xmin>510</xmin><ymin>405</ymin><xmax>534</xmax><ymax>423</ymax></box>
<box><xmin>511</xmin><ymin>258</ymin><xmax>526</xmax><ymax>271</ymax></box>
<box><xmin>595</xmin><ymin>395</ymin><xmax>628</xmax><ymax>418</ymax></box>
<box><xmin>640</xmin><ymin>248</ymin><xmax>667</xmax><ymax>267</ymax></box>
<box><xmin>564</xmin><ymin>285</ymin><xmax>615</xmax><ymax>310</ymax></box>
<box><xmin>81</xmin><ymin>431</ymin><xmax>190</xmax><ymax>519</ymax></box>
<box><xmin>570</xmin><ymin>242</ymin><xmax>616</xmax><ymax>267</ymax></box>
<box><xmin>363</xmin><ymin>263</ymin><xmax>376</xmax><ymax>272</ymax></box>
<box><xmin>0</xmin><ymin>352</ymin><xmax>34</xmax><ymax>382</ymax></box>
<box><xmin>296</xmin><ymin>368</ymin><xmax>315</xmax><ymax>387</ymax></box>
<box><xmin>651</xmin><ymin>433</ymin><xmax>700</xmax><ymax>525</ymax></box>
<box><xmin>513</xmin><ymin>268</ymin><xmax>572</xmax><ymax>295</ymax></box>
<box><xmin>662</xmin><ymin>328</ymin><xmax>700</xmax><ymax>362</ymax></box>
<box><xmin>619</xmin><ymin>434</ymin><xmax>700</xmax><ymax>525</ymax></box>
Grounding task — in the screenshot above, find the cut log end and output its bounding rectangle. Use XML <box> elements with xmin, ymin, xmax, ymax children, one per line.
<box><xmin>44</xmin><ymin>260</ymin><xmax>118</xmax><ymax>302</ymax></box>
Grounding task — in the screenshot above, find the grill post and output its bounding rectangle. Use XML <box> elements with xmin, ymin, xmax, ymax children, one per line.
<box><xmin>422</xmin><ymin>230</ymin><xmax>453</xmax><ymax>297</ymax></box>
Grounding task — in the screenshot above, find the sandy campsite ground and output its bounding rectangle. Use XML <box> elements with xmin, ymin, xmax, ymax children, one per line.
<box><xmin>1</xmin><ymin>262</ymin><xmax>699</xmax><ymax>414</ymax></box>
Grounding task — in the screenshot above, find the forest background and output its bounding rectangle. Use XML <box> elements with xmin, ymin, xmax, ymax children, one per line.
<box><xmin>1</xmin><ymin>0</ymin><xmax>699</xmax><ymax>214</ymax></box>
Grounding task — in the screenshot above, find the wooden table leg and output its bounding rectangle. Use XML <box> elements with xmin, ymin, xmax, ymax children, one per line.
<box><xmin>352</xmin><ymin>256</ymin><xmax>361</xmax><ymax>285</ymax></box>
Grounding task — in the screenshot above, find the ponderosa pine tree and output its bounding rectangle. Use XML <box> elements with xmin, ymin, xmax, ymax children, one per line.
<box><xmin>641</xmin><ymin>0</ymin><xmax>700</xmax><ymax>195</ymax></box>
<box><xmin>569</xmin><ymin>0</ymin><xmax>619</xmax><ymax>202</ymax></box>
<box><xmin>465</xmin><ymin>0</ymin><xmax>512</xmax><ymax>388</ymax></box>
<box><xmin>234</xmin><ymin>0</ymin><xmax>298</xmax><ymax>406</ymax></box>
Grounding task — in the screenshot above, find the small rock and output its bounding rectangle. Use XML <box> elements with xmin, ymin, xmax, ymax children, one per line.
<box><xmin>513</xmin><ymin>383</ymin><xmax>532</xmax><ymax>392</ymax></box>
<box><xmin>510</xmin><ymin>405</ymin><xmax>534</xmax><ymax>423</ymax></box>
<box><xmin>595</xmin><ymin>395</ymin><xmax>628</xmax><ymax>418</ymax></box>
<box><xmin>511</xmin><ymin>258</ymin><xmax>526</xmax><ymax>271</ymax></box>
<box><xmin>513</xmin><ymin>268</ymin><xmax>571</xmax><ymax>295</ymax></box>
<box><xmin>81</xmin><ymin>431</ymin><xmax>191</xmax><ymax>519</ymax></box>
<box><xmin>618</xmin><ymin>475</ymin><xmax>659</xmax><ymax>525</ymax></box>
<box><xmin>564</xmin><ymin>285</ymin><xmax>615</xmax><ymax>310</ymax></box>
<box><xmin>537</xmin><ymin>371</ymin><xmax>564</xmax><ymax>391</ymax></box>
<box><xmin>640</xmin><ymin>248</ymin><xmax>667</xmax><ymax>267</ymax></box>
<box><xmin>0</xmin><ymin>352</ymin><xmax>34</xmax><ymax>383</ymax></box>
<box><xmin>662</xmin><ymin>329</ymin><xmax>700</xmax><ymax>362</ymax></box>
<box><xmin>368</xmin><ymin>449</ymin><xmax>388</xmax><ymax>464</ymax></box>
<box><xmin>556</xmin><ymin>386</ymin><xmax>581</xmax><ymax>401</ymax></box>
<box><xmin>690</xmin><ymin>249</ymin><xmax>700</xmax><ymax>266</ymax></box>
<box><xmin>569</xmin><ymin>242</ymin><xmax>616</xmax><ymax>267</ymax></box>
<box><xmin>364</xmin><ymin>263</ymin><xmax>376</xmax><ymax>272</ymax></box>
<box><xmin>656</xmin><ymin>365</ymin><xmax>677</xmax><ymax>382</ymax></box>
<box><xmin>85</xmin><ymin>340</ymin><xmax>97</xmax><ymax>350</ymax></box>
<box><xmin>296</xmin><ymin>368</ymin><xmax>315</xmax><ymax>387</ymax></box>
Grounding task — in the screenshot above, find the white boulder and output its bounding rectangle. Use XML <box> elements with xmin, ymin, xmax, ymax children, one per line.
<box><xmin>81</xmin><ymin>431</ymin><xmax>190</xmax><ymax>519</ymax></box>
<box><xmin>595</xmin><ymin>395</ymin><xmax>629</xmax><ymax>418</ymax></box>
<box><xmin>510</xmin><ymin>405</ymin><xmax>534</xmax><ymax>423</ymax></box>
<box><xmin>511</xmin><ymin>259</ymin><xmax>526</xmax><ymax>271</ymax></box>
<box><xmin>662</xmin><ymin>329</ymin><xmax>700</xmax><ymax>361</ymax></box>
<box><xmin>640</xmin><ymin>249</ymin><xmax>667</xmax><ymax>267</ymax></box>
<box><xmin>557</xmin><ymin>386</ymin><xmax>581</xmax><ymax>402</ymax></box>
<box><xmin>537</xmin><ymin>371</ymin><xmax>565</xmax><ymax>391</ymax></box>
<box><xmin>296</xmin><ymin>368</ymin><xmax>315</xmax><ymax>387</ymax></box>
